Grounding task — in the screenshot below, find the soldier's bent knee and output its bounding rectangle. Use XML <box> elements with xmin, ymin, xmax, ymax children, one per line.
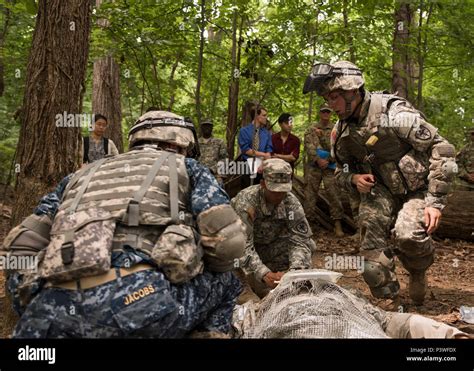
<box><xmin>362</xmin><ymin>249</ymin><xmax>400</xmax><ymax>299</ymax></box>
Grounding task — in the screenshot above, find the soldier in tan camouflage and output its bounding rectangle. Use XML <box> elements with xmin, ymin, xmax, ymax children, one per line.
<box><xmin>456</xmin><ymin>127</ymin><xmax>474</xmax><ymax>191</ymax></box>
<box><xmin>304</xmin><ymin>103</ymin><xmax>345</xmax><ymax>237</ymax></box>
<box><xmin>231</xmin><ymin>158</ymin><xmax>315</xmax><ymax>300</ymax></box>
<box><xmin>198</xmin><ymin>118</ymin><xmax>228</xmax><ymax>184</ymax></box>
<box><xmin>303</xmin><ymin>61</ymin><xmax>457</xmax><ymax>306</ymax></box>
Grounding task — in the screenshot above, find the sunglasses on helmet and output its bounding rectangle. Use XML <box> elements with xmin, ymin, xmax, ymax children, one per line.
<box><xmin>303</xmin><ymin>63</ymin><xmax>362</xmax><ymax>95</ymax></box>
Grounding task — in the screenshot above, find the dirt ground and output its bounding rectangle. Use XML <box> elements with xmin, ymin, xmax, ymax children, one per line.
<box><xmin>0</xmin><ymin>197</ymin><xmax>473</xmax><ymax>338</ymax></box>
<box><xmin>312</xmin><ymin>229</ymin><xmax>474</xmax><ymax>334</ymax></box>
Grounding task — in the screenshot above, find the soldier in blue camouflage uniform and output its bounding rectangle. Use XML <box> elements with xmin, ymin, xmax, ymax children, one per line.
<box><xmin>5</xmin><ymin>110</ymin><xmax>245</xmax><ymax>338</ymax></box>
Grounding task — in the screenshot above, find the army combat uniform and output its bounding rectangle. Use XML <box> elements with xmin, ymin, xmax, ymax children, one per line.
<box><xmin>304</xmin><ymin>122</ymin><xmax>344</xmax><ymax>222</ymax></box>
<box><xmin>456</xmin><ymin>130</ymin><xmax>474</xmax><ymax>191</ymax></box>
<box><xmin>4</xmin><ymin>111</ymin><xmax>245</xmax><ymax>338</ymax></box>
<box><xmin>198</xmin><ymin>136</ymin><xmax>228</xmax><ymax>176</ymax></box>
<box><xmin>231</xmin><ymin>159</ymin><xmax>315</xmax><ymax>298</ymax></box>
<box><xmin>302</xmin><ymin>60</ymin><xmax>457</xmax><ymax>305</ymax></box>
<box><xmin>333</xmin><ymin>91</ymin><xmax>456</xmax><ymax>301</ymax></box>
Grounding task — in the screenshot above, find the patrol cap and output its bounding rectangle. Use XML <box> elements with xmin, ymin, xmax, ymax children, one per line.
<box><xmin>201</xmin><ymin>118</ymin><xmax>213</xmax><ymax>126</ymax></box>
<box><xmin>320</xmin><ymin>103</ymin><xmax>333</xmax><ymax>112</ymax></box>
<box><xmin>263</xmin><ymin>158</ymin><xmax>292</xmax><ymax>192</ymax></box>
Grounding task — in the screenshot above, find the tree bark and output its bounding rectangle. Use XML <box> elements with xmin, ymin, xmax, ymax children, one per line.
<box><xmin>342</xmin><ymin>0</ymin><xmax>356</xmax><ymax>63</ymax></box>
<box><xmin>6</xmin><ymin>0</ymin><xmax>91</xmax><ymax>337</ymax></box>
<box><xmin>167</xmin><ymin>55</ymin><xmax>180</xmax><ymax>111</ymax></box>
<box><xmin>0</xmin><ymin>1</ymin><xmax>11</xmax><ymax>97</ymax></box>
<box><xmin>392</xmin><ymin>1</ymin><xmax>415</xmax><ymax>101</ymax></box>
<box><xmin>226</xmin><ymin>10</ymin><xmax>243</xmax><ymax>160</ymax></box>
<box><xmin>92</xmin><ymin>56</ymin><xmax>123</xmax><ymax>153</ymax></box>
<box><xmin>415</xmin><ymin>1</ymin><xmax>434</xmax><ymax>110</ymax></box>
<box><xmin>11</xmin><ymin>0</ymin><xmax>92</xmax><ymax>227</ymax></box>
<box><xmin>195</xmin><ymin>0</ymin><xmax>206</xmax><ymax>128</ymax></box>
<box><xmin>91</xmin><ymin>0</ymin><xmax>122</xmax><ymax>152</ymax></box>
<box><xmin>435</xmin><ymin>190</ymin><xmax>474</xmax><ymax>241</ymax></box>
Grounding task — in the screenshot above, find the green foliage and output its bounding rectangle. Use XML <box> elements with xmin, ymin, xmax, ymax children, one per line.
<box><xmin>1</xmin><ymin>0</ymin><xmax>473</xmax><ymax>186</ymax></box>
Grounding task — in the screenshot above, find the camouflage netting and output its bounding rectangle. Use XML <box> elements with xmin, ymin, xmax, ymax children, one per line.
<box><xmin>243</xmin><ymin>270</ymin><xmax>389</xmax><ymax>339</ymax></box>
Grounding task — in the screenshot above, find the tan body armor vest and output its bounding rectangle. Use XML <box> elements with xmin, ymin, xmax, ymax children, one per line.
<box><xmin>61</xmin><ymin>148</ymin><xmax>192</xmax><ymax>225</ymax></box>
<box><xmin>39</xmin><ymin>148</ymin><xmax>203</xmax><ymax>284</ymax></box>
<box><xmin>335</xmin><ymin>93</ymin><xmax>429</xmax><ymax>195</ymax></box>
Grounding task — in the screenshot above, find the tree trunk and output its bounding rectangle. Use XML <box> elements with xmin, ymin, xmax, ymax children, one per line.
<box><xmin>167</xmin><ymin>56</ymin><xmax>180</xmax><ymax>111</ymax></box>
<box><xmin>195</xmin><ymin>0</ymin><xmax>206</xmax><ymax>128</ymax></box>
<box><xmin>12</xmin><ymin>0</ymin><xmax>92</xmax><ymax>227</ymax></box>
<box><xmin>6</xmin><ymin>0</ymin><xmax>91</xmax><ymax>337</ymax></box>
<box><xmin>92</xmin><ymin>0</ymin><xmax>122</xmax><ymax>153</ymax></box>
<box><xmin>342</xmin><ymin>0</ymin><xmax>356</xmax><ymax>63</ymax></box>
<box><xmin>415</xmin><ymin>1</ymin><xmax>434</xmax><ymax>110</ymax></box>
<box><xmin>392</xmin><ymin>1</ymin><xmax>415</xmax><ymax>101</ymax></box>
<box><xmin>0</xmin><ymin>2</ymin><xmax>11</xmax><ymax>97</ymax></box>
<box><xmin>226</xmin><ymin>11</ymin><xmax>243</xmax><ymax>160</ymax></box>
<box><xmin>92</xmin><ymin>56</ymin><xmax>123</xmax><ymax>153</ymax></box>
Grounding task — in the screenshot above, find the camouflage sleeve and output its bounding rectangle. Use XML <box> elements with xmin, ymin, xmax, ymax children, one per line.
<box><xmin>456</xmin><ymin>146</ymin><xmax>469</xmax><ymax>180</ymax></box>
<box><xmin>393</xmin><ymin>112</ymin><xmax>456</xmax><ymax>210</ymax></box>
<box><xmin>304</xmin><ymin>129</ymin><xmax>320</xmax><ymax>163</ymax></box>
<box><xmin>286</xmin><ymin>195</ymin><xmax>314</xmax><ymax>270</ymax></box>
<box><xmin>185</xmin><ymin>158</ymin><xmax>230</xmax><ymax>216</ymax></box>
<box><xmin>34</xmin><ymin>174</ymin><xmax>73</xmax><ymax>217</ymax></box>
<box><xmin>333</xmin><ymin>123</ymin><xmax>358</xmax><ymax>192</ymax></box>
<box><xmin>230</xmin><ymin>193</ymin><xmax>270</xmax><ymax>282</ymax></box>
<box><xmin>218</xmin><ymin>139</ymin><xmax>228</xmax><ymax>161</ymax></box>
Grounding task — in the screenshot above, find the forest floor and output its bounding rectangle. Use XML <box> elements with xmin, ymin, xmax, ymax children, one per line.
<box><xmin>0</xmin><ymin>187</ymin><xmax>472</xmax><ymax>338</ymax></box>
<box><xmin>311</xmin><ymin>229</ymin><xmax>474</xmax><ymax>335</ymax></box>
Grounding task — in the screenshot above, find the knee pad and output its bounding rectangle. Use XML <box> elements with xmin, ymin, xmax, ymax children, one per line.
<box><xmin>362</xmin><ymin>249</ymin><xmax>400</xmax><ymax>299</ymax></box>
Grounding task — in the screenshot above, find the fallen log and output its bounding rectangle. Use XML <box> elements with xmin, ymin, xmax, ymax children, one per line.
<box><xmin>435</xmin><ymin>190</ymin><xmax>474</xmax><ymax>241</ymax></box>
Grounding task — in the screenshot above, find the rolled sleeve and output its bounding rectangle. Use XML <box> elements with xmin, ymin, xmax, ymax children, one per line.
<box><xmin>238</xmin><ymin>126</ymin><xmax>252</xmax><ymax>154</ymax></box>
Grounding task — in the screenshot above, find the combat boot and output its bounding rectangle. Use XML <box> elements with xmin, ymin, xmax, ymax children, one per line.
<box><xmin>334</xmin><ymin>220</ymin><xmax>344</xmax><ymax>237</ymax></box>
<box><xmin>408</xmin><ymin>269</ymin><xmax>427</xmax><ymax>305</ymax></box>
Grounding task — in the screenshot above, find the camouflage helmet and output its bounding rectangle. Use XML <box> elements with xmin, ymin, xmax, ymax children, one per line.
<box><xmin>128</xmin><ymin>110</ymin><xmax>195</xmax><ymax>149</ymax></box>
<box><xmin>303</xmin><ymin>60</ymin><xmax>364</xmax><ymax>96</ymax></box>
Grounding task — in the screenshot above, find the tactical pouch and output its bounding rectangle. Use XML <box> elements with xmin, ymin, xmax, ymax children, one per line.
<box><xmin>39</xmin><ymin>207</ymin><xmax>116</xmax><ymax>283</ymax></box>
<box><xmin>377</xmin><ymin>161</ymin><xmax>407</xmax><ymax>196</ymax></box>
<box><xmin>398</xmin><ymin>150</ymin><xmax>429</xmax><ymax>192</ymax></box>
<box><xmin>151</xmin><ymin>224</ymin><xmax>203</xmax><ymax>284</ymax></box>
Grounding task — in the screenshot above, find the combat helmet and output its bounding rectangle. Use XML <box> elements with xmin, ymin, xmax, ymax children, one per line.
<box><xmin>128</xmin><ymin>110</ymin><xmax>199</xmax><ymax>157</ymax></box>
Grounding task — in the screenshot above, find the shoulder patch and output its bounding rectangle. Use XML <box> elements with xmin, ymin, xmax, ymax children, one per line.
<box><xmin>295</xmin><ymin>220</ymin><xmax>309</xmax><ymax>235</ymax></box>
<box><xmin>415</xmin><ymin>125</ymin><xmax>432</xmax><ymax>140</ymax></box>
